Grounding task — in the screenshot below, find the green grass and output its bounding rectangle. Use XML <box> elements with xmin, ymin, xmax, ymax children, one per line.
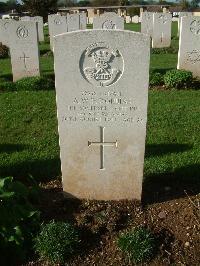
<box><xmin>0</xmin><ymin>22</ymin><xmax>199</xmax><ymax>203</ymax></box>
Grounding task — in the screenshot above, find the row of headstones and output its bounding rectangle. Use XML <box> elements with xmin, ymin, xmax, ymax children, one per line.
<box><xmin>141</xmin><ymin>11</ymin><xmax>200</xmax><ymax>77</ymax></box>
<box><xmin>0</xmin><ymin>11</ymin><xmax>199</xmax><ymax>82</ymax></box>
<box><xmin>0</xmin><ymin>14</ymin><xmax>199</xmax><ymax>200</ymax></box>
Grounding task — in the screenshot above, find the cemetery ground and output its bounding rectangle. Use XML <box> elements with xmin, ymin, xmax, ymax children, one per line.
<box><xmin>0</xmin><ymin>23</ymin><xmax>200</xmax><ymax>265</ymax></box>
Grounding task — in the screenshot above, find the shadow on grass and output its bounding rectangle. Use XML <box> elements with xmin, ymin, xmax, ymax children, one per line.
<box><xmin>142</xmin><ymin>164</ymin><xmax>200</xmax><ymax>205</ymax></box>
<box><xmin>0</xmin><ymin>158</ymin><xmax>61</xmax><ymax>182</ymax></box>
<box><xmin>145</xmin><ymin>143</ymin><xmax>193</xmax><ymax>157</ymax></box>
<box><xmin>0</xmin><ymin>73</ymin><xmax>13</xmax><ymax>82</ymax></box>
<box><xmin>0</xmin><ymin>144</ymin><xmax>28</xmax><ymax>153</ymax></box>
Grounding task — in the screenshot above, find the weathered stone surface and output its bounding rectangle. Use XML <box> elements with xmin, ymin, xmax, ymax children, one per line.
<box><xmin>9</xmin><ymin>21</ymin><xmax>40</xmax><ymax>81</ymax></box>
<box><xmin>79</xmin><ymin>13</ymin><xmax>87</xmax><ymax>30</ymax></box>
<box><xmin>32</xmin><ymin>16</ymin><xmax>44</xmax><ymax>42</ymax></box>
<box><xmin>67</xmin><ymin>14</ymin><xmax>80</xmax><ymax>32</ymax></box>
<box><xmin>152</xmin><ymin>13</ymin><xmax>172</xmax><ymax>48</ymax></box>
<box><xmin>93</xmin><ymin>12</ymin><xmax>124</xmax><ymax>30</ymax></box>
<box><xmin>126</xmin><ymin>16</ymin><xmax>131</xmax><ymax>23</ymax></box>
<box><xmin>132</xmin><ymin>15</ymin><xmax>139</xmax><ymax>24</ymax></box>
<box><xmin>141</xmin><ymin>12</ymin><xmax>153</xmax><ymax>37</ymax></box>
<box><xmin>178</xmin><ymin>12</ymin><xmax>192</xmax><ymax>36</ymax></box>
<box><xmin>54</xmin><ymin>30</ymin><xmax>150</xmax><ymax>200</ymax></box>
<box><xmin>48</xmin><ymin>14</ymin><xmax>67</xmax><ymax>50</ymax></box>
<box><xmin>0</xmin><ymin>19</ymin><xmax>13</xmax><ymax>46</ymax></box>
<box><xmin>178</xmin><ymin>16</ymin><xmax>200</xmax><ymax>78</ymax></box>
<box><xmin>21</xmin><ymin>16</ymin><xmax>44</xmax><ymax>42</ymax></box>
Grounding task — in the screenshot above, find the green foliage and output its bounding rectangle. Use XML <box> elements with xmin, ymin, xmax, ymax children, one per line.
<box><xmin>22</xmin><ymin>0</ymin><xmax>57</xmax><ymax>19</ymax></box>
<box><xmin>151</xmin><ymin>47</ymin><xmax>178</xmax><ymax>54</ymax></box>
<box><xmin>0</xmin><ymin>81</ymin><xmax>16</xmax><ymax>91</ymax></box>
<box><xmin>118</xmin><ymin>227</ymin><xmax>156</xmax><ymax>264</ymax></box>
<box><xmin>164</xmin><ymin>69</ymin><xmax>193</xmax><ymax>89</ymax></box>
<box><xmin>0</xmin><ymin>43</ymin><xmax>9</xmax><ymax>59</ymax></box>
<box><xmin>0</xmin><ymin>176</ymin><xmax>40</xmax><ymax>264</ymax></box>
<box><xmin>35</xmin><ymin>221</ymin><xmax>79</xmax><ymax>264</ymax></box>
<box><xmin>149</xmin><ymin>72</ymin><xmax>164</xmax><ymax>86</ymax></box>
<box><xmin>15</xmin><ymin>76</ymin><xmax>55</xmax><ymax>91</ymax></box>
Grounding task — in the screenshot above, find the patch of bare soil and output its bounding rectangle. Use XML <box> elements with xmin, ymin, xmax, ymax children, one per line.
<box><xmin>28</xmin><ymin>179</ymin><xmax>200</xmax><ymax>266</ymax></box>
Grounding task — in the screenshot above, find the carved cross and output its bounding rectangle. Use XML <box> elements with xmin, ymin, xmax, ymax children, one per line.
<box><xmin>20</xmin><ymin>52</ymin><xmax>30</xmax><ymax>69</ymax></box>
<box><xmin>88</xmin><ymin>126</ymin><xmax>118</xmax><ymax>170</ymax></box>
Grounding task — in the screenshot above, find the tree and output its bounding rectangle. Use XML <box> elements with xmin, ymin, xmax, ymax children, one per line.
<box><xmin>190</xmin><ymin>0</ymin><xmax>200</xmax><ymax>8</ymax></box>
<box><xmin>22</xmin><ymin>0</ymin><xmax>57</xmax><ymax>18</ymax></box>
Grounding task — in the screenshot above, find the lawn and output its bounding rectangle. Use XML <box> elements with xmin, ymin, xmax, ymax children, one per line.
<box><xmin>0</xmin><ymin>22</ymin><xmax>199</xmax><ymax>202</ymax></box>
<box><xmin>0</xmin><ymin>21</ymin><xmax>200</xmax><ymax>266</ymax></box>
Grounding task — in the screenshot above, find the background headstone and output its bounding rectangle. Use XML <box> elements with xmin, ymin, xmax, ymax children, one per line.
<box><xmin>141</xmin><ymin>12</ymin><xmax>153</xmax><ymax>37</ymax></box>
<box><xmin>152</xmin><ymin>13</ymin><xmax>172</xmax><ymax>48</ymax></box>
<box><xmin>178</xmin><ymin>12</ymin><xmax>192</xmax><ymax>36</ymax></box>
<box><xmin>126</xmin><ymin>16</ymin><xmax>131</xmax><ymax>23</ymax></box>
<box><xmin>9</xmin><ymin>21</ymin><xmax>40</xmax><ymax>81</ymax></box>
<box><xmin>177</xmin><ymin>16</ymin><xmax>200</xmax><ymax>78</ymax></box>
<box><xmin>79</xmin><ymin>13</ymin><xmax>87</xmax><ymax>30</ymax></box>
<box><xmin>31</xmin><ymin>16</ymin><xmax>44</xmax><ymax>42</ymax></box>
<box><xmin>132</xmin><ymin>15</ymin><xmax>139</xmax><ymax>24</ymax></box>
<box><xmin>93</xmin><ymin>12</ymin><xmax>124</xmax><ymax>30</ymax></box>
<box><xmin>67</xmin><ymin>14</ymin><xmax>80</xmax><ymax>32</ymax></box>
<box><xmin>0</xmin><ymin>19</ymin><xmax>13</xmax><ymax>46</ymax></box>
<box><xmin>48</xmin><ymin>14</ymin><xmax>67</xmax><ymax>50</ymax></box>
<box><xmin>54</xmin><ymin>30</ymin><xmax>150</xmax><ymax>200</ymax></box>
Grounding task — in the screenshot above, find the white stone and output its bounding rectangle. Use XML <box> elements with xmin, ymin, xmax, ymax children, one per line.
<box><xmin>126</xmin><ymin>16</ymin><xmax>131</xmax><ymax>23</ymax></box>
<box><xmin>31</xmin><ymin>16</ymin><xmax>44</xmax><ymax>42</ymax></box>
<box><xmin>21</xmin><ymin>16</ymin><xmax>31</xmax><ymax>21</ymax></box>
<box><xmin>79</xmin><ymin>13</ymin><xmax>87</xmax><ymax>30</ymax></box>
<box><xmin>178</xmin><ymin>16</ymin><xmax>200</xmax><ymax>78</ymax></box>
<box><xmin>67</xmin><ymin>14</ymin><xmax>80</xmax><ymax>32</ymax></box>
<box><xmin>89</xmin><ymin>17</ymin><xmax>93</xmax><ymax>24</ymax></box>
<box><xmin>141</xmin><ymin>12</ymin><xmax>153</xmax><ymax>37</ymax></box>
<box><xmin>0</xmin><ymin>19</ymin><xmax>13</xmax><ymax>46</ymax></box>
<box><xmin>132</xmin><ymin>15</ymin><xmax>139</xmax><ymax>24</ymax></box>
<box><xmin>178</xmin><ymin>12</ymin><xmax>193</xmax><ymax>36</ymax></box>
<box><xmin>54</xmin><ymin>30</ymin><xmax>150</xmax><ymax>200</ymax></box>
<box><xmin>21</xmin><ymin>16</ymin><xmax>44</xmax><ymax>42</ymax></box>
<box><xmin>48</xmin><ymin>14</ymin><xmax>67</xmax><ymax>50</ymax></box>
<box><xmin>93</xmin><ymin>12</ymin><xmax>124</xmax><ymax>30</ymax></box>
<box><xmin>8</xmin><ymin>21</ymin><xmax>40</xmax><ymax>81</ymax></box>
<box><xmin>152</xmin><ymin>13</ymin><xmax>172</xmax><ymax>48</ymax></box>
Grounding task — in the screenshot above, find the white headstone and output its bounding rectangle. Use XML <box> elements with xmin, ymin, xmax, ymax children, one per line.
<box><xmin>54</xmin><ymin>30</ymin><xmax>150</xmax><ymax>200</ymax></box>
<box><xmin>21</xmin><ymin>16</ymin><xmax>44</xmax><ymax>42</ymax></box>
<box><xmin>48</xmin><ymin>14</ymin><xmax>67</xmax><ymax>50</ymax></box>
<box><xmin>79</xmin><ymin>13</ymin><xmax>87</xmax><ymax>30</ymax></box>
<box><xmin>141</xmin><ymin>12</ymin><xmax>153</xmax><ymax>37</ymax></box>
<box><xmin>9</xmin><ymin>21</ymin><xmax>40</xmax><ymax>81</ymax></box>
<box><xmin>21</xmin><ymin>16</ymin><xmax>31</xmax><ymax>21</ymax></box>
<box><xmin>132</xmin><ymin>15</ymin><xmax>139</xmax><ymax>24</ymax></box>
<box><xmin>178</xmin><ymin>12</ymin><xmax>193</xmax><ymax>36</ymax></box>
<box><xmin>126</xmin><ymin>16</ymin><xmax>131</xmax><ymax>23</ymax></box>
<box><xmin>152</xmin><ymin>13</ymin><xmax>172</xmax><ymax>48</ymax></box>
<box><xmin>93</xmin><ymin>13</ymin><xmax>124</xmax><ymax>30</ymax></box>
<box><xmin>178</xmin><ymin>16</ymin><xmax>200</xmax><ymax>78</ymax></box>
<box><xmin>32</xmin><ymin>16</ymin><xmax>44</xmax><ymax>42</ymax></box>
<box><xmin>89</xmin><ymin>17</ymin><xmax>93</xmax><ymax>24</ymax></box>
<box><xmin>67</xmin><ymin>14</ymin><xmax>80</xmax><ymax>32</ymax></box>
<box><xmin>0</xmin><ymin>19</ymin><xmax>13</xmax><ymax>46</ymax></box>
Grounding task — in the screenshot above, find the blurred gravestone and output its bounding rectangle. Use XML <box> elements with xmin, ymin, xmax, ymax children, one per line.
<box><xmin>152</xmin><ymin>13</ymin><xmax>172</xmax><ymax>48</ymax></box>
<box><xmin>141</xmin><ymin>12</ymin><xmax>153</xmax><ymax>37</ymax></box>
<box><xmin>178</xmin><ymin>16</ymin><xmax>200</xmax><ymax>78</ymax></box>
<box><xmin>93</xmin><ymin>12</ymin><xmax>124</xmax><ymax>30</ymax></box>
<box><xmin>9</xmin><ymin>21</ymin><xmax>40</xmax><ymax>81</ymax></box>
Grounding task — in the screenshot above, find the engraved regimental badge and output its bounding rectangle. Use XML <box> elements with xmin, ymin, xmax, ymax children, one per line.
<box><xmin>80</xmin><ymin>42</ymin><xmax>124</xmax><ymax>87</ymax></box>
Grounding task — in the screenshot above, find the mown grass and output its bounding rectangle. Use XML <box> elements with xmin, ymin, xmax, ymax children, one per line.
<box><xmin>0</xmin><ymin>22</ymin><xmax>199</xmax><ymax>204</ymax></box>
